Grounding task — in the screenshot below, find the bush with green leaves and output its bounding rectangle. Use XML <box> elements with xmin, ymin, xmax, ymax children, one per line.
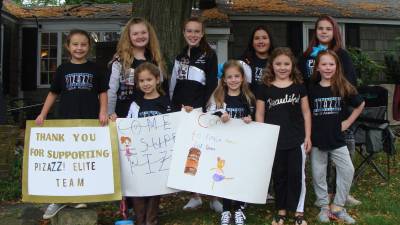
<box><xmin>348</xmin><ymin>47</ymin><xmax>385</xmax><ymax>86</ymax></box>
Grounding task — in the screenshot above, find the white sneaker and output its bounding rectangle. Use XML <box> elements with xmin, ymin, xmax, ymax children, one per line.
<box><xmin>74</xmin><ymin>203</ymin><xmax>87</xmax><ymax>209</ymax></box>
<box><xmin>210</xmin><ymin>199</ymin><xmax>223</xmax><ymax>213</ymax></box>
<box><xmin>221</xmin><ymin>211</ymin><xmax>231</xmax><ymax>225</ymax></box>
<box><xmin>43</xmin><ymin>204</ymin><xmax>66</xmax><ymax>219</ymax></box>
<box><xmin>183</xmin><ymin>197</ymin><xmax>202</xmax><ymax>210</ymax></box>
<box><xmin>346</xmin><ymin>195</ymin><xmax>361</xmax><ymax>206</ymax></box>
<box><xmin>234</xmin><ymin>209</ymin><xmax>246</xmax><ymax>225</ymax></box>
<box><xmin>267</xmin><ymin>193</ymin><xmax>275</xmax><ymax>203</ymax></box>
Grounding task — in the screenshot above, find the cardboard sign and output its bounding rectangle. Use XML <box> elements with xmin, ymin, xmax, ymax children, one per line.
<box><xmin>22</xmin><ymin>120</ymin><xmax>121</xmax><ymax>203</ymax></box>
<box><xmin>167</xmin><ymin>111</ymin><xmax>279</xmax><ymax>204</ymax></box>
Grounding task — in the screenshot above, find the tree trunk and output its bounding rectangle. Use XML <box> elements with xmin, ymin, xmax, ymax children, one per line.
<box><xmin>132</xmin><ymin>0</ymin><xmax>193</xmax><ymax>73</ymax></box>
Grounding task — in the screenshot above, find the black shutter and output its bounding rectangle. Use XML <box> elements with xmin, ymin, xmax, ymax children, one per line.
<box><xmin>287</xmin><ymin>21</ymin><xmax>303</xmax><ymax>57</ymax></box>
<box><xmin>21</xmin><ymin>28</ymin><xmax>38</xmax><ymax>91</ymax></box>
<box><xmin>345</xmin><ymin>23</ymin><xmax>360</xmax><ymax>48</ymax></box>
<box><xmin>95</xmin><ymin>41</ymin><xmax>117</xmax><ymax>84</ymax></box>
<box><xmin>2</xmin><ymin>25</ymin><xmax>10</xmax><ymax>94</ymax></box>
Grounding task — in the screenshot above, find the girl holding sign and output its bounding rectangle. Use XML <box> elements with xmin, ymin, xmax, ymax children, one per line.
<box><xmin>208</xmin><ymin>60</ymin><xmax>255</xmax><ymax>225</ymax></box>
<box><xmin>35</xmin><ymin>29</ymin><xmax>109</xmax><ymax>219</ymax></box>
<box><xmin>169</xmin><ymin>17</ymin><xmax>220</xmax><ymax>212</ymax></box>
<box><xmin>255</xmin><ymin>47</ymin><xmax>311</xmax><ymax>225</ymax></box>
<box><xmin>126</xmin><ymin>62</ymin><xmax>172</xmax><ymax>225</ymax></box>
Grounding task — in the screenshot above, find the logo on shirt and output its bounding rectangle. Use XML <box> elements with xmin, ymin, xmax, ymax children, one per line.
<box><xmin>313</xmin><ymin>97</ymin><xmax>342</xmax><ymax>116</ymax></box>
<box><xmin>195</xmin><ymin>53</ymin><xmax>206</xmax><ymax>64</ymax></box>
<box><xmin>139</xmin><ymin>111</ymin><xmax>162</xmax><ymax>118</ymax></box>
<box><xmin>177</xmin><ymin>58</ymin><xmax>190</xmax><ymax>80</ymax></box>
<box><xmin>226</xmin><ymin>107</ymin><xmax>246</xmax><ymax>119</ymax></box>
<box><xmin>266</xmin><ymin>93</ymin><xmax>301</xmax><ymax>109</ymax></box>
<box><xmin>65</xmin><ymin>73</ymin><xmax>93</xmax><ymax>90</ymax></box>
<box><xmin>306</xmin><ymin>59</ymin><xmax>315</xmax><ymax>78</ymax></box>
<box><xmin>254</xmin><ymin>67</ymin><xmax>264</xmax><ymax>82</ymax></box>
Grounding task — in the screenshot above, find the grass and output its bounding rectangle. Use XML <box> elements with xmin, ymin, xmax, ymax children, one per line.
<box><xmin>97</xmin><ymin>151</ymin><xmax>400</xmax><ymax>225</ymax></box>
<box><xmin>1</xmin><ymin>141</ymin><xmax>399</xmax><ymax>224</ymax></box>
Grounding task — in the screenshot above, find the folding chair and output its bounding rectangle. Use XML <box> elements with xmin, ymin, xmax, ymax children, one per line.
<box><xmin>353</xmin><ymin>86</ymin><xmax>396</xmax><ymax>182</ymax></box>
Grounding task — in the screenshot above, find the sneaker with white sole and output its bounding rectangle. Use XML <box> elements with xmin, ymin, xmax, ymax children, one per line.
<box><xmin>346</xmin><ymin>195</ymin><xmax>361</xmax><ymax>206</ymax></box>
<box><xmin>74</xmin><ymin>203</ymin><xmax>87</xmax><ymax>209</ymax></box>
<box><xmin>330</xmin><ymin>208</ymin><xmax>356</xmax><ymax>224</ymax></box>
<box><xmin>183</xmin><ymin>197</ymin><xmax>202</xmax><ymax>210</ymax></box>
<box><xmin>210</xmin><ymin>199</ymin><xmax>223</xmax><ymax>213</ymax></box>
<box><xmin>234</xmin><ymin>209</ymin><xmax>246</xmax><ymax>225</ymax></box>
<box><xmin>267</xmin><ymin>193</ymin><xmax>275</xmax><ymax>203</ymax></box>
<box><xmin>221</xmin><ymin>211</ymin><xmax>231</xmax><ymax>225</ymax></box>
<box><xmin>317</xmin><ymin>207</ymin><xmax>330</xmax><ymax>223</ymax></box>
<box><xmin>43</xmin><ymin>204</ymin><xmax>66</xmax><ymax>219</ymax></box>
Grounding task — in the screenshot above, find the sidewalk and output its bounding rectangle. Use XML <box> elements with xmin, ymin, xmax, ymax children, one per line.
<box><xmin>0</xmin><ymin>202</ymin><xmax>46</xmax><ymax>225</ymax></box>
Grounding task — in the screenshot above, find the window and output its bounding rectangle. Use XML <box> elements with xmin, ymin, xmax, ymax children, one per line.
<box><xmin>40</xmin><ymin>32</ymin><xmax>58</xmax><ymax>85</ymax></box>
<box><xmin>38</xmin><ymin>31</ymin><xmax>120</xmax><ymax>87</ymax></box>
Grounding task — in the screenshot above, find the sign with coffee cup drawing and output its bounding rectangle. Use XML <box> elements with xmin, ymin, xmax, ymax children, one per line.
<box><xmin>167</xmin><ymin>111</ymin><xmax>280</xmax><ymax>204</ymax></box>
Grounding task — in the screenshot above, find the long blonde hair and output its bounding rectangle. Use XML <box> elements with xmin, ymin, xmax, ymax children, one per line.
<box><xmin>210</xmin><ymin>60</ymin><xmax>255</xmax><ymax>109</ymax></box>
<box><xmin>116</xmin><ymin>17</ymin><xmax>166</xmax><ymax>79</ymax></box>
<box><xmin>311</xmin><ymin>50</ymin><xmax>357</xmax><ymax>97</ymax></box>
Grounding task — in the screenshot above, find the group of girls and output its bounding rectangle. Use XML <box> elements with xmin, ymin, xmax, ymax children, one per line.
<box><xmin>35</xmin><ymin>13</ymin><xmax>365</xmax><ymax>225</ymax></box>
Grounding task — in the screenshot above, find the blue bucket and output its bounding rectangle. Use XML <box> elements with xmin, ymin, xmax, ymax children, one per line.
<box><xmin>115</xmin><ymin>220</ymin><xmax>134</xmax><ymax>225</ymax></box>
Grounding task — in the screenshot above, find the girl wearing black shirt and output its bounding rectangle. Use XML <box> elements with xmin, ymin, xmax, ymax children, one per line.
<box><xmin>126</xmin><ymin>63</ymin><xmax>172</xmax><ymax>225</ymax></box>
<box><xmin>171</xmin><ymin>17</ymin><xmax>220</xmax><ymax>212</ymax></box>
<box><xmin>308</xmin><ymin>50</ymin><xmax>364</xmax><ymax>224</ymax></box>
<box><xmin>255</xmin><ymin>48</ymin><xmax>311</xmax><ymax>225</ymax></box>
<box><xmin>169</xmin><ymin>17</ymin><xmax>218</xmax><ymax>112</ymax></box>
<box><xmin>239</xmin><ymin>26</ymin><xmax>274</xmax><ymax>95</ymax></box>
<box><xmin>208</xmin><ymin>60</ymin><xmax>254</xmax><ymax>225</ymax></box>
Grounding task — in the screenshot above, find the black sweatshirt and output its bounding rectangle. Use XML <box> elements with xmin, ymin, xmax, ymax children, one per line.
<box><xmin>298</xmin><ymin>48</ymin><xmax>357</xmax><ymax>87</ymax></box>
<box><xmin>169</xmin><ymin>46</ymin><xmax>218</xmax><ymax>111</ymax></box>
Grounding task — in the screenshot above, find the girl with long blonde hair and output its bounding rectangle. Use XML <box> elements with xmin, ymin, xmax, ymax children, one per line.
<box><xmin>108</xmin><ymin>17</ymin><xmax>166</xmax><ymax>119</ymax></box>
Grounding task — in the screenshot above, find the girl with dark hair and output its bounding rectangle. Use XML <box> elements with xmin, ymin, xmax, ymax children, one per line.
<box><xmin>36</xmin><ymin>29</ymin><xmax>108</xmax><ymax>219</ymax></box>
<box><xmin>298</xmin><ymin>15</ymin><xmax>361</xmax><ymax>207</ymax></box>
<box><xmin>298</xmin><ymin>15</ymin><xmax>357</xmax><ymax>87</ymax></box>
<box><xmin>239</xmin><ymin>26</ymin><xmax>274</xmax><ymax>94</ymax></box>
<box><xmin>169</xmin><ymin>16</ymin><xmax>220</xmax><ymax>212</ymax></box>
<box><xmin>256</xmin><ymin>47</ymin><xmax>311</xmax><ymax>225</ymax></box>
<box><xmin>170</xmin><ymin>17</ymin><xmax>218</xmax><ymax>112</ymax></box>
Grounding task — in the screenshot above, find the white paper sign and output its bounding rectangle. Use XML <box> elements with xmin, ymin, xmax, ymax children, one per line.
<box><xmin>167</xmin><ymin>111</ymin><xmax>279</xmax><ymax>204</ymax></box>
<box><xmin>28</xmin><ymin>127</ymin><xmax>115</xmax><ymax>196</ymax></box>
<box><xmin>116</xmin><ymin>112</ymin><xmax>182</xmax><ymax>196</ymax></box>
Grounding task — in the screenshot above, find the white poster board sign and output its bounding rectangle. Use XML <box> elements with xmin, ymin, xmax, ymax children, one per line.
<box><xmin>117</xmin><ymin>112</ymin><xmax>182</xmax><ymax>196</ymax></box>
<box><xmin>23</xmin><ymin>120</ymin><xmax>121</xmax><ymax>203</ymax></box>
<box><xmin>167</xmin><ymin>111</ymin><xmax>279</xmax><ymax>204</ymax></box>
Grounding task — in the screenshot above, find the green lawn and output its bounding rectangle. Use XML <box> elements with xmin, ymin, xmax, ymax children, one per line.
<box><xmin>1</xmin><ymin>143</ymin><xmax>398</xmax><ymax>224</ymax></box>
<box><xmin>97</xmin><ymin>151</ymin><xmax>400</xmax><ymax>225</ymax></box>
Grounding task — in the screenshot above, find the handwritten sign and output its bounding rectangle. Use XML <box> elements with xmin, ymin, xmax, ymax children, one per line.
<box><xmin>22</xmin><ymin>120</ymin><xmax>121</xmax><ymax>203</ymax></box>
<box><xmin>167</xmin><ymin>111</ymin><xmax>280</xmax><ymax>204</ymax></box>
<box><xmin>116</xmin><ymin>112</ymin><xmax>182</xmax><ymax>196</ymax></box>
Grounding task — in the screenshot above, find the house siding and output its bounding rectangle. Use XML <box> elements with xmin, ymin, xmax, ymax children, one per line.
<box><xmin>359</xmin><ymin>24</ymin><xmax>400</xmax><ymax>62</ymax></box>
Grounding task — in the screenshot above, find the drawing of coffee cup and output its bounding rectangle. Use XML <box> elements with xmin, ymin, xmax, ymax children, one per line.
<box><xmin>184</xmin><ymin>147</ymin><xmax>201</xmax><ymax>176</ymax></box>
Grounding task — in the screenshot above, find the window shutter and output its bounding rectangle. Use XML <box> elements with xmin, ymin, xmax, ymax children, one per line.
<box><xmin>21</xmin><ymin>28</ymin><xmax>38</xmax><ymax>91</ymax></box>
